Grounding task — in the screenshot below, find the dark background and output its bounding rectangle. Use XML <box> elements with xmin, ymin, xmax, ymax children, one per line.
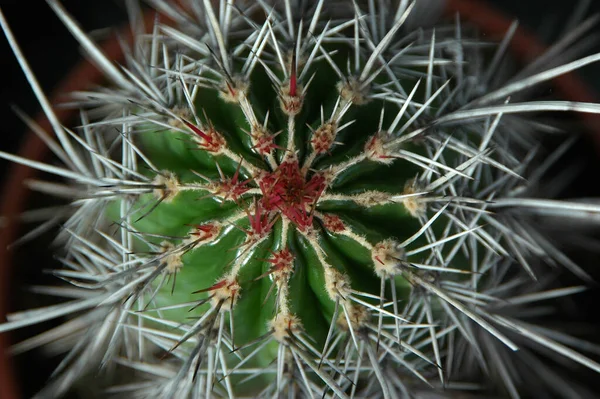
<box><xmin>1</xmin><ymin>1</ymin><xmax>600</xmax><ymax>398</ymax></box>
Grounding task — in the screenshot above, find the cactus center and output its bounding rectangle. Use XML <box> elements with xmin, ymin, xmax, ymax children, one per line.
<box><xmin>258</xmin><ymin>159</ymin><xmax>326</xmax><ymax>231</ymax></box>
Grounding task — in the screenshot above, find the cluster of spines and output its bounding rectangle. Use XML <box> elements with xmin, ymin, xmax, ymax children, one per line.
<box><xmin>3</xmin><ymin>0</ymin><xmax>600</xmax><ymax>398</ymax></box>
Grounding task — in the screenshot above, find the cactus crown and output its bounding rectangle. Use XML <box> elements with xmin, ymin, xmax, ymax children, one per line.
<box><xmin>2</xmin><ymin>0</ymin><xmax>600</xmax><ymax>398</ymax></box>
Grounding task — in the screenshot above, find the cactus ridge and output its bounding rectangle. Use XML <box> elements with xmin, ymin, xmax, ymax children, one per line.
<box><xmin>2</xmin><ymin>1</ymin><xmax>600</xmax><ymax>398</ymax></box>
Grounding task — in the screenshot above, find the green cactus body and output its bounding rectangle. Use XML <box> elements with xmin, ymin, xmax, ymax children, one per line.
<box><xmin>133</xmin><ymin>43</ymin><xmax>427</xmax><ymax>377</ymax></box>
<box><xmin>5</xmin><ymin>1</ymin><xmax>600</xmax><ymax>398</ymax></box>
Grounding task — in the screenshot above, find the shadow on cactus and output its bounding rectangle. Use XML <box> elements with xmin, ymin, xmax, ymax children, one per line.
<box><xmin>3</xmin><ymin>0</ymin><xmax>600</xmax><ymax>398</ymax></box>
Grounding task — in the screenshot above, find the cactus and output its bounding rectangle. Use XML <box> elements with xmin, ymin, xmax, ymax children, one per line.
<box><xmin>3</xmin><ymin>0</ymin><xmax>600</xmax><ymax>397</ymax></box>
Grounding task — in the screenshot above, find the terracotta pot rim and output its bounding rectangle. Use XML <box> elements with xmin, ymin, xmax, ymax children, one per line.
<box><xmin>445</xmin><ymin>0</ymin><xmax>600</xmax><ymax>152</ymax></box>
<box><xmin>1</xmin><ymin>2</ymin><xmax>598</xmax><ymax>398</ymax></box>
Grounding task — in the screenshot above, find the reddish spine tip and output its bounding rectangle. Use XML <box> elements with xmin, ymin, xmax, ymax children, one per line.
<box><xmin>226</xmin><ymin>81</ymin><xmax>236</xmax><ymax>97</ymax></box>
<box><xmin>193</xmin><ymin>279</ymin><xmax>227</xmax><ymax>294</ymax></box>
<box><xmin>289</xmin><ymin>73</ymin><xmax>297</xmax><ymax>97</ymax></box>
<box><xmin>183</xmin><ymin>120</ymin><xmax>211</xmax><ymax>143</ymax></box>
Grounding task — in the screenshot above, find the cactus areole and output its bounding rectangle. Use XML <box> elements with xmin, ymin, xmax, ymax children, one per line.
<box><xmin>5</xmin><ymin>1</ymin><xmax>600</xmax><ymax>398</ymax></box>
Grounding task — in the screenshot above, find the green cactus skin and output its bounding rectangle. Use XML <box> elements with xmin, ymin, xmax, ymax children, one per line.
<box><xmin>3</xmin><ymin>1</ymin><xmax>600</xmax><ymax>398</ymax></box>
